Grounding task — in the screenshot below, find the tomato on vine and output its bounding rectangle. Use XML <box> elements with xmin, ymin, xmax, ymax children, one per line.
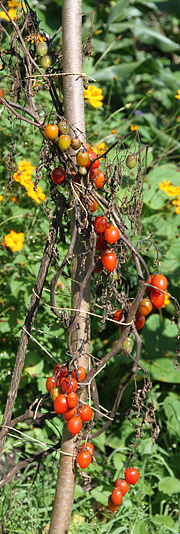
<box><xmin>125</xmin><ymin>467</ymin><xmax>139</xmax><ymax>485</ymax></box>
<box><xmin>54</xmin><ymin>394</ymin><xmax>68</xmax><ymax>415</ymax></box>
<box><xmin>0</xmin><ymin>88</ymin><xmax>4</xmax><ymax>101</ymax></box>
<box><xmin>115</xmin><ymin>478</ymin><xmax>129</xmax><ymax>495</ymax></box>
<box><xmin>76</xmin><ymin>450</ymin><xmax>92</xmax><ymax>469</ymax></box>
<box><xmin>134</xmin><ymin>313</ymin><xmax>145</xmax><ymax>330</ymax></box>
<box><xmin>88</xmin><ymin>197</ymin><xmax>98</xmax><ymax>212</ymax></box>
<box><xmin>79</xmin><ymin>404</ymin><xmax>93</xmax><ymax>422</ymax></box>
<box><xmin>80</xmin><ymin>442</ymin><xmax>94</xmax><ymax>454</ymax></box>
<box><xmin>71</xmin><ymin>366</ymin><xmax>86</xmax><ymax>382</ymax></box>
<box><xmin>44</xmin><ymin>124</ymin><xmax>59</xmax><ymax>140</ymax></box>
<box><xmin>113</xmin><ymin>309</ymin><xmax>123</xmax><ymax>323</ymax></box>
<box><xmin>94</xmin><ymin>216</ymin><xmax>108</xmax><ymax>235</ymax></box>
<box><xmin>51</xmin><ymin>166</ymin><xmax>66</xmax><ymax>185</ymax></box>
<box><xmin>61</xmin><ymin>377</ymin><xmax>78</xmax><ymax>394</ymax></box>
<box><xmin>67</xmin><ymin>392</ymin><xmax>78</xmax><ymax>409</ymax></box>
<box><xmin>104</xmin><ymin>225</ymin><xmax>120</xmax><ymax>245</ymax></box>
<box><xmin>63</xmin><ymin>407</ymin><xmax>76</xmax><ymax>421</ymax></box>
<box><xmin>76</xmin><ymin>149</ymin><xmax>89</xmax><ymax>167</ymax></box>
<box><xmin>111</xmin><ymin>488</ymin><xmax>123</xmax><ymax>506</ymax></box>
<box><xmin>101</xmin><ymin>250</ymin><xmax>117</xmax><ymax>272</ymax></box>
<box><xmin>58</xmin><ymin>134</ymin><xmax>71</xmax><ymax>151</ymax></box>
<box><xmin>138</xmin><ymin>297</ymin><xmax>153</xmax><ymax>317</ymax></box>
<box><xmin>150</xmin><ymin>290</ymin><xmax>165</xmax><ymax>309</ymax></box>
<box><xmin>67</xmin><ymin>416</ymin><xmax>82</xmax><ymax>435</ymax></box>
<box><xmin>152</xmin><ymin>274</ymin><xmax>167</xmax><ymax>293</ymax></box>
<box><xmin>108</xmin><ymin>495</ymin><xmax>119</xmax><ymax>512</ymax></box>
<box><xmin>86</xmin><ymin>150</ymin><xmax>99</xmax><ymax>170</ymax></box>
<box><xmin>46</xmin><ymin>376</ymin><xmax>56</xmax><ymax>393</ymax></box>
<box><xmin>126</xmin><ymin>154</ymin><xmax>137</xmax><ymax>169</ymax></box>
<box><xmin>90</xmin><ymin>170</ymin><xmax>105</xmax><ymax>189</ymax></box>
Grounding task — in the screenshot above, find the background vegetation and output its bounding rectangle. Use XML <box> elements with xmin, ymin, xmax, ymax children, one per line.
<box><xmin>0</xmin><ymin>0</ymin><xmax>180</xmax><ymax>532</ymax></box>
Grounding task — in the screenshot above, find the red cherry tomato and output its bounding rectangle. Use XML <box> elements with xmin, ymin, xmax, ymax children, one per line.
<box><xmin>113</xmin><ymin>309</ymin><xmax>123</xmax><ymax>323</ymax></box>
<box><xmin>62</xmin><ymin>377</ymin><xmax>78</xmax><ymax>394</ymax></box>
<box><xmin>0</xmin><ymin>88</ymin><xmax>4</xmax><ymax>102</ymax></box>
<box><xmin>108</xmin><ymin>495</ymin><xmax>119</xmax><ymax>512</ymax></box>
<box><xmin>90</xmin><ymin>170</ymin><xmax>105</xmax><ymax>189</ymax></box>
<box><xmin>80</xmin><ymin>442</ymin><xmax>94</xmax><ymax>454</ymax></box>
<box><xmin>63</xmin><ymin>407</ymin><xmax>76</xmax><ymax>421</ymax></box>
<box><xmin>150</xmin><ymin>289</ymin><xmax>165</xmax><ymax>309</ymax></box>
<box><xmin>86</xmin><ymin>150</ymin><xmax>99</xmax><ymax>170</ymax></box>
<box><xmin>51</xmin><ymin>166</ymin><xmax>66</xmax><ymax>185</ymax></box>
<box><xmin>96</xmin><ymin>234</ymin><xmax>106</xmax><ymax>251</ymax></box>
<box><xmin>104</xmin><ymin>225</ymin><xmax>120</xmax><ymax>245</ymax></box>
<box><xmin>115</xmin><ymin>478</ymin><xmax>129</xmax><ymax>495</ymax></box>
<box><xmin>146</xmin><ymin>274</ymin><xmax>154</xmax><ymax>294</ymax></box>
<box><xmin>152</xmin><ymin>274</ymin><xmax>167</xmax><ymax>293</ymax></box>
<box><xmin>67</xmin><ymin>416</ymin><xmax>82</xmax><ymax>435</ymax></box>
<box><xmin>46</xmin><ymin>376</ymin><xmax>57</xmax><ymax>393</ymax></box>
<box><xmin>54</xmin><ymin>394</ymin><xmax>68</xmax><ymax>415</ymax></box>
<box><xmin>79</xmin><ymin>404</ymin><xmax>93</xmax><ymax>422</ymax></box>
<box><xmin>134</xmin><ymin>313</ymin><xmax>145</xmax><ymax>331</ymax></box>
<box><xmin>71</xmin><ymin>366</ymin><xmax>86</xmax><ymax>382</ymax></box>
<box><xmin>53</xmin><ymin>365</ymin><xmax>68</xmax><ymax>378</ymax></box>
<box><xmin>101</xmin><ymin>250</ymin><xmax>117</xmax><ymax>272</ymax></box>
<box><xmin>67</xmin><ymin>392</ymin><xmax>79</xmax><ymax>409</ymax></box>
<box><xmin>88</xmin><ymin>197</ymin><xmax>98</xmax><ymax>212</ymax></box>
<box><xmin>111</xmin><ymin>488</ymin><xmax>123</xmax><ymax>506</ymax></box>
<box><xmin>125</xmin><ymin>467</ymin><xmax>139</xmax><ymax>485</ymax></box>
<box><xmin>94</xmin><ymin>216</ymin><xmax>108</xmax><ymax>235</ymax></box>
<box><xmin>76</xmin><ymin>450</ymin><xmax>92</xmax><ymax>469</ymax></box>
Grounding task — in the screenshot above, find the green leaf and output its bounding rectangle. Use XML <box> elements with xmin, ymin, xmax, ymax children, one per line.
<box><xmin>132</xmin><ymin>20</ymin><xmax>180</xmax><ymax>52</ymax></box>
<box><xmin>107</xmin><ymin>0</ymin><xmax>130</xmax><ymax>25</ymax></box>
<box><xmin>91</xmin><ymin>485</ymin><xmax>110</xmax><ymax>505</ymax></box>
<box><xmin>94</xmin><ymin>61</ymin><xmax>144</xmax><ymax>81</ymax></box>
<box><xmin>158</xmin><ymin>477</ymin><xmax>180</xmax><ymax>495</ymax></box>
<box><xmin>164</xmin><ymin>398</ymin><xmax>180</xmax><ymax>437</ymax></box>
<box><xmin>141</xmin><ymin>316</ymin><xmax>179</xmax><ymax>383</ymax></box>
<box><xmin>23</xmin><ymin>352</ymin><xmax>44</xmax><ymax>377</ymax></box>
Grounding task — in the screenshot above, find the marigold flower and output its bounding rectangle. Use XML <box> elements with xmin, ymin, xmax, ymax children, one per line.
<box><xmin>84</xmin><ymin>85</ymin><xmax>103</xmax><ymax>108</ymax></box>
<box><xmin>93</xmin><ymin>142</ymin><xmax>107</xmax><ymax>156</ymax></box>
<box><xmin>13</xmin><ymin>158</ymin><xmax>45</xmax><ymax>203</ymax></box>
<box><xmin>0</xmin><ymin>195</ymin><xmax>3</xmax><ymax>201</ymax></box>
<box><xmin>11</xmin><ymin>195</ymin><xmax>18</xmax><ymax>203</ymax></box>
<box><xmin>159</xmin><ymin>179</ymin><xmax>180</xmax><ymax>197</ymax></box>
<box><xmin>0</xmin><ymin>7</ymin><xmax>17</xmax><ymax>20</ymax></box>
<box><xmin>172</xmin><ymin>197</ymin><xmax>180</xmax><ymax>215</ymax></box>
<box><xmin>26</xmin><ymin>33</ymin><xmax>47</xmax><ymax>44</ymax></box>
<box><xmin>175</xmin><ymin>89</ymin><xmax>180</xmax><ymax>100</ymax></box>
<box><xmin>26</xmin><ymin>183</ymin><xmax>46</xmax><ymax>204</ymax></box>
<box><xmin>130</xmin><ymin>124</ymin><xmax>138</xmax><ymax>131</ymax></box>
<box><xmin>8</xmin><ymin>0</ymin><xmax>24</xmax><ymax>7</ymax></box>
<box><xmin>111</xmin><ymin>129</ymin><xmax>117</xmax><ymax>134</ymax></box>
<box><xmin>4</xmin><ymin>230</ymin><xmax>24</xmax><ymax>252</ymax></box>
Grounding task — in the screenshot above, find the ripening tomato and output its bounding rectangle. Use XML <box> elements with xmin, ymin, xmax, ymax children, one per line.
<box><xmin>94</xmin><ymin>216</ymin><xmax>108</xmax><ymax>235</ymax></box>
<box><xmin>125</xmin><ymin>467</ymin><xmax>139</xmax><ymax>485</ymax></box>
<box><xmin>51</xmin><ymin>166</ymin><xmax>66</xmax><ymax>185</ymax></box>
<box><xmin>88</xmin><ymin>197</ymin><xmax>98</xmax><ymax>212</ymax></box>
<box><xmin>71</xmin><ymin>366</ymin><xmax>86</xmax><ymax>382</ymax></box>
<box><xmin>44</xmin><ymin>124</ymin><xmax>59</xmax><ymax>140</ymax></box>
<box><xmin>76</xmin><ymin>450</ymin><xmax>92</xmax><ymax>469</ymax></box>
<box><xmin>113</xmin><ymin>309</ymin><xmax>123</xmax><ymax>323</ymax></box>
<box><xmin>76</xmin><ymin>150</ymin><xmax>89</xmax><ymax>167</ymax></box>
<box><xmin>111</xmin><ymin>488</ymin><xmax>123</xmax><ymax>506</ymax></box>
<box><xmin>138</xmin><ymin>297</ymin><xmax>153</xmax><ymax>317</ymax></box>
<box><xmin>86</xmin><ymin>150</ymin><xmax>99</xmax><ymax>170</ymax></box>
<box><xmin>58</xmin><ymin>134</ymin><xmax>71</xmax><ymax>151</ymax></box>
<box><xmin>62</xmin><ymin>377</ymin><xmax>78</xmax><ymax>394</ymax></box>
<box><xmin>50</xmin><ymin>386</ymin><xmax>62</xmax><ymax>402</ymax></box>
<box><xmin>104</xmin><ymin>225</ymin><xmax>120</xmax><ymax>245</ymax></box>
<box><xmin>63</xmin><ymin>407</ymin><xmax>76</xmax><ymax>421</ymax></box>
<box><xmin>79</xmin><ymin>404</ymin><xmax>93</xmax><ymax>422</ymax></box>
<box><xmin>80</xmin><ymin>442</ymin><xmax>94</xmax><ymax>454</ymax></box>
<box><xmin>67</xmin><ymin>416</ymin><xmax>82</xmax><ymax>435</ymax></box>
<box><xmin>90</xmin><ymin>170</ymin><xmax>105</xmax><ymax>189</ymax></box>
<box><xmin>146</xmin><ymin>274</ymin><xmax>154</xmax><ymax>294</ymax></box>
<box><xmin>115</xmin><ymin>478</ymin><xmax>129</xmax><ymax>495</ymax></box>
<box><xmin>54</xmin><ymin>394</ymin><xmax>68</xmax><ymax>415</ymax></box>
<box><xmin>58</xmin><ymin>120</ymin><xmax>69</xmax><ymax>134</ymax></box>
<box><xmin>108</xmin><ymin>495</ymin><xmax>119</xmax><ymax>512</ymax></box>
<box><xmin>101</xmin><ymin>250</ymin><xmax>117</xmax><ymax>272</ymax></box>
<box><xmin>150</xmin><ymin>289</ymin><xmax>165</xmax><ymax>309</ymax></box>
<box><xmin>134</xmin><ymin>313</ymin><xmax>145</xmax><ymax>331</ymax></box>
<box><xmin>0</xmin><ymin>88</ymin><xmax>4</xmax><ymax>102</ymax></box>
<box><xmin>46</xmin><ymin>376</ymin><xmax>56</xmax><ymax>393</ymax></box>
<box><xmin>152</xmin><ymin>274</ymin><xmax>168</xmax><ymax>293</ymax></box>
<box><xmin>67</xmin><ymin>392</ymin><xmax>79</xmax><ymax>409</ymax></box>
<box><xmin>71</xmin><ymin>137</ymin><xmax>81</xmax><ymax>150</ymax></box>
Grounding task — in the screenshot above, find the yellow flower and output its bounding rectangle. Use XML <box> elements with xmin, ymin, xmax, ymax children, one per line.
<box><xmin>26</xmin><ymin>183</ymin><xmax>46</xmax><ymax>204</ymax></box>
<box><xmin>11</xmin><ymin>195</ymin><xmax>18</xmax><ymax>203</ymax></box>
<box><xmin>0</xmin><ymin>7</ymin><xmax>17</xmax><ymax>20</ymax></box>
<box><xmin>111</xmin><ymin>129</ymin><xmax>116</xmax><ymax>134</ymax></box>
<box><xmin>84</xmin><ymin>85</ymin><xmax>103</xmax><ymax>108</ymax></box>
<box><xmin>93</xmin><ymin>142</ymin><xmax>107</xmax><ymax>155</ymax></box>
<box><xmin>8</xmin><ymin>0</ymin><xmax>24</xmax><ymax>7</ymax></box>
<box><xmin>4</xmin><ymin>230</ymin><xmax>24</xmax><ymax>252</ymax></box>
<box><xmin>162</xmin><ymin>293</ymin><xmax>171</xmax><ymax>308</ymax></box>
<box><xmin>172</xmin><ymin>197</ymin><xmax>180</xmax><ymax>215</ymax></box>
<box><xmin>0</xmin><ymin>195</ymin><xmax>3</xmax><ymax>201</ymax></box>
<box><xmin>159</xmin><ymin>179</ymin><xmax>180</xmax><ymax>197</ymax></box>
<box><xmin>26</xmin><ymin>33</ymin><xmax>47</xmax><ymax>44</ymax></box>
<box><xmin>175</xmin><ymin>89</ymin><xmax>180</xmax><ymax>100</ymax></box>
<box><xmin>130</xmin><ymin>124</ymin><xmax>138</xmax><ymax>131</ymax></box>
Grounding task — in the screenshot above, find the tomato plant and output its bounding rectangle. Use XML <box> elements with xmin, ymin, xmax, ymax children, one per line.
<box><xmin>71</xmin><ymin>366</ymin><xmax>86</xmax><ymax>382</ymax></box>
<box><xmin>115</xmin><ymin>478</ymin><xmax>129</xmax><ymax>495</ymax></box>
<box><xmin>88</xmin><ymin>197</ymin><xmax>98</xmax><ymax>212</ymax></box>
<box><xmin>76</xmin><ymin>149</ymin><xmax>89</xmax><ymax>167</ymax></box>
<box><xmin>54</xmin><ymin>394</ymin><xmax>68</xmax><ymax>415</ymax></box>
<box><xmin>111</xmin><ymin>488</ymin><xmax>123</xmax><ymax>506</ymax></box>
<box><xmin>44</xmin><ymin>124</ymin><xmax>59</xmax><ymax>140</ymax></box>
<box><xmin>79</xmin><ymin>404</ymin><xmax>93</xmax><ymax>422</ymax></box>
<box><xmin>108</xmin><ymin>495</ymin><xmax>119</xmax><ymax>512</ymax></box>
<box><xmin>80</xmin><ymin>442</ymin><xmax>94</xmax><ymax>454</ymax></box>
<box><xmin>150</xmin><ymin>289</ymin><xmax>165</xmax><ymax>308</ymax></box>
<box><xmin>67</xmin><ymin>392</ymin><xmax>78</xmax><ymax>408</ymax></box>
<box><xmin>138</xmin><ymin>297</ymin><xmax>153</xmax><ymax>316</ymax></box>
<box><xmin>76</xmin><ymin>450</ymin><xmax>92</xmax><ymax>469</ymax></box>
<box><xmin>152</xmin><ymin>274</ymin><xmax>168</xmax><ymax>292</ymax></box>
<box><xmin>86</xmin><ymin>150</ymin><xmax>99</xmax><ymax>170</ymax></box>
<box><xmin>46</xmin><ymin>376</ymin><xmax>56</xmax><ymax>393</ymax></box>
<box><xmin>58</xmin><ymin>134</ymin><xmax>71</xmax><ymax>151</ymax></box>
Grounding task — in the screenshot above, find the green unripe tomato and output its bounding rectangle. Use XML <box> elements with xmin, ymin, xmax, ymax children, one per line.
<box><xmin>41</xmin><ymin>55</ymin><xmax>52</xmax><ymax>70</ymax></box>
<box><xmin>122</xmin><ymin>336</ymin><xmax>133</xmax><ymax>354</ymax></box>
<box><xmin>78</xmin><ymin>166</ymin><xmax>87</xmax><ymax>176</ymax></box>
<box><xmin>71</xmin><ymin>137</ymin><xmax>81</xmax><ymax>150</ymax></box>
<box><xmin>58</xmin><ymin>120</ymin><xmax>69</xmax><ymax>134</ymax></box>
<box><xmin>36</xmin><ymin>42</ymin><xmax>48</xmax><ymax>57</ymax></box>
<box><xmin>126</xmin><ymin>154</ymin><xmax>137</xmax><ymax>169</ymax></box>
<box><xmin>58</xmin><ymin>134</ymin><xmax>71</xmax><ymax>151</ymax></box>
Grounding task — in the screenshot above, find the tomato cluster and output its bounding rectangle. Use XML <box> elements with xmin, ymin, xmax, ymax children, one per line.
<box><xmin>46</xmin><ymin>364</ymin><xmax>93</xmax><ymax>439</ymax></box>
<box><xmin>108</xmin><ymin>467</ymin><xmax>139</xmax><ymax>512</ymax></box>
<box><xmin>36</xmin><ymin>40</ymin><xmax>52</xmax><ymax>70</ymax></box>
<box><xmin>134</xmin><ymin>273</ymin><xmax>168</xmax><ymax>331</ymax></box>
<box><xmin>93</xmin><ymin>215</ymin><xmax>120</xmax><ymax>273</ymax></box>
